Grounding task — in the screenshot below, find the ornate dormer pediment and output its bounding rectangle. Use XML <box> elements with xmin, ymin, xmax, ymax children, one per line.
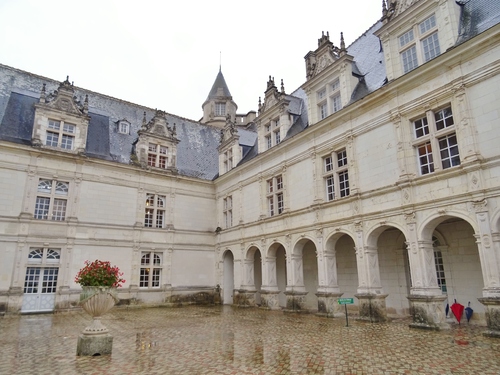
<box><xmin>39</xmin><ymin>76</ymin><xmax>88</xmax><ymax>116</ymax></box>
<box><xmin>260</xmin><ymin>76</ymin><xmax>287</xmax><ymax>114</ymax></box>
<box><xmin>32</xmin><ymin>77</ymin><xmax>90</xmax><ymax>154</ymax></box>
<box><xmin>139</xmin><ymin>110</ymin><xmax>178</xmax><ymax>141</ymax></box>
<box><xmin>134</xmin><ymin>110</ymin><xmax>179</xmax><ymax>172</ymax></box>
<box><xmin>382</xmin><ymin>0</ymin><xmax>419</xmax><ymax>23</ymax></box>
<box><xmin>305</xmin><ymin>32</ymin><xmax>347</xmax><ymax>80</ymax></box>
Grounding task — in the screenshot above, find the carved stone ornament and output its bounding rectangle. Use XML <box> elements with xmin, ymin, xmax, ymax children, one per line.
<box><xmin>139</xmin><ymin>110</ymin><xmax>178</xmax><ymax>142</ymax></box>
<box><xmin>38</xmin><ymin>77</ymin><xmax>88</xmax><ymax>117</ymax></box>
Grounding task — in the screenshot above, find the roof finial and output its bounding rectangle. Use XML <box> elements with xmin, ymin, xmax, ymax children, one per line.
<box><xmin>219</xmin><ymin>51</ymin><xmax>222</xmax><ymax>72</ymax></box>
<box><xmin>340</xmin><ymin>32</ymin><xmax>346</xmax><ymax>52</ymax></box>
<box><xmin>83</xmin><ymin>94</ymin><xmax>88</xmax><ymax>114</ymax></box>
<box><xmin>39</xmin><ymin>83</ymin><xmax>46</xmax><ymax>103</ymax></box>
<box><xmin>281</xmin><ymin>79</ymin><xmax>285</xmax><ymax>94</ymax></box>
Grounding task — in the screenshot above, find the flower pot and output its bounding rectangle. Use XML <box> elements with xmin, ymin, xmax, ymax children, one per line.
<box><xmin>79</xmin><ymin>286</ymin><xmax>119</xmax><ymax>335</ymax></box>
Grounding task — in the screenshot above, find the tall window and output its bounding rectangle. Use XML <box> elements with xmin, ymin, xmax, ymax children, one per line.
<box><xmin>215</xmin><ymin>102</ymin><xmax>226</xmax><ymax>116</ymax></box>
<box><xmin>147</xmin><ymin>143</ymin><xmax>168</xmax><ymax>169</ymax></box>
<box><xmin>140</xmin><ymin>252</ymin><xmax>162</xmax><ymax>288</ymax></box>
<box><xmin>223</xmin><ymin>149</ymin><xmax>233</xmax><ymax>172</ymax></box>
<box><xmin>433</xmin><ymin>236</ymin><xmax>447</xmax><ymax>293</ymax></box>
<box><xmin>144</xmin><ymin>194</ymin><xmax>166</xmax><ymax>228</ymax></box>
<box><xmin>223</xmin><ymin>196</ymin><xmax>233</xmax><ymax>228</ymax></box>
<box><xmin>46</xmin><ymin>119</ymin><xmax>76</xmax><ymax>150</ymax></box>
<box><xmin>24</xmin><ymin>248</ymin><xmax>60</xmax><ymax>295</ymax></box>
<box><xmin>323</xmin><ymin>149</ymin><xmax>349</xmax><ymax>201</ymax></box>
<box><xmin>263</xmin><ymin>117</ymin><xmax>282</xmax><ymax>150</ymax></box>
<box><xmin>317</xmin><ymin>78</ymin><xmax>342</xmax><ymax>121</ymax></box>
<box><xmin>267</xmin><ymin>175</ymin><xmax>284</xmax><ymax>216</ymax></box>
<box><xmin>399</xmin><ymin>14</ymin><xmax>440</xmax><ymax>74</ymax></box>
<box><xmin>413</xmin><ymin>106</ymin><xmax>460</xmax><ymax>175</ymax></box>
<box><xmin>34</xmin><ymin>179</ymin><xmax>69</xmax><ymax>221</ymax></box>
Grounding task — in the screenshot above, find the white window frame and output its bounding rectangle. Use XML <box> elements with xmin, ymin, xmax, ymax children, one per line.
<box><xmin>267</xmin><ymin>175</ymin><xmax>284</xmax><ymax>216</ymax></box>
<box><xmin>144</xmin><ymin>194</ymin><xmax>166</xmax><ymax>228</ymax></box>
<box><xmin>223</xmin><ymin>196</ymin><xmax>233</xmax><ymax>228</ymax></box>
<box><xmin>34</xmin><ymin>179</ymin><xmax>69</xmax><ymax>221</ymax></box>
<box><xmin>215</xmin><ymin>102</ymin><xmax>226</xmax><ymax>117</ymax></box>
<box><xmin>46</xmin><ymin>119</ymin><xmax>76</xmax><ymax>150</ymax></box>
<box><xmin>140</xmin><ymin>251</ymin><xmax>162</xmax><ymax>288</ymax></box>
<box><xmin>412</xmin><ymin>105</ymin><xmax>460</xmax><ymax>176</ymax></box>
<box><xmin>147</xmin><ymin>143</ymin><xmax>168</xmax><ymax>169</ymax></box>
<box><xmin>399</xmin><ymin>14</ymin><xmax>440</xmax><ymax>74</ymax></box>
<box><xmin>323</xmin><ymin>149</ymin><xmax>349</xmax><ymax>201</ymax></box>
<box><xmin>118</xmin><ymin>121</ymin><xmax>130</xmax><ymax>134</ymax></box>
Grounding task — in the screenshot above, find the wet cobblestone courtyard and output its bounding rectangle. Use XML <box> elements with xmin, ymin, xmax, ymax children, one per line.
<box><xmin>1</xmin><ymin>305</ymin><xmax>499</xmax><ymax>374</ymax></box>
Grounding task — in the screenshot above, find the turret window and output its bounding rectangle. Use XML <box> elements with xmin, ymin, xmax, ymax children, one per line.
<box><xmin>215</xmin><ymin>102</ymin><xmax>226</xmax><ymax>116</ymax></box>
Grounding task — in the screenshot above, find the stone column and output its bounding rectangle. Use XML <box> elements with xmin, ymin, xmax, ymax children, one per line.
<box><xmin>355</xmin><ymin>246</ymin><xmax>388</xmax><ymax>322</ymax></box>
<box><xmin>260</xmin><ymin>255</ymin><xmax>280</xmax><ymax>310</ymax></box>
<box><xmin>235</xmin><ymin>258</ymin><xmax>256</xmax><ymax>307</ymax></box>
<box><xmin>473</xmin><ymin>200</ymin><xmax>500</xmax><ymax>337</ymax></box>
<box><xmin>284</xmin><ymin>253</ymin><xmax>307</xmax><ymax>312</ymax></box>
<box><xmin>316</xmin><ymin>234</ymin><xmax>343</xmax><ymax>317</ymax></box>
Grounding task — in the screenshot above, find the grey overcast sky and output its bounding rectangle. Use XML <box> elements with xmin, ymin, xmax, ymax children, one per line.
<box><xmin>0</xmin><ymin>0</ymin><xmax>382</xmax><ymax>121</ymax></box>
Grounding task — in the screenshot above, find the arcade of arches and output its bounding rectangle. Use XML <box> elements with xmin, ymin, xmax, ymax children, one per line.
<box><xmin>218</xmin><ymin>209</ymin><xmax>500</xmax><ymax>335</ymax></box>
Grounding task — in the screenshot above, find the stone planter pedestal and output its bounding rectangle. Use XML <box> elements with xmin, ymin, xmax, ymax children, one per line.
<box><xmin>234</xmin><ymin>289</ymin><xmax>256</xmax><ymax>307</ymax></box>
<box><xmin>478</xmin><ymin>297</ymin><xmax>500</xmax><ymax>338</ymax></box>
<box><xmin>284</xmin><ymin>291</ymin><xmax>308</xmax><ymax>313</ymax></box>
<box><xmin>259</xmin><ymin>290</ymin><xmax>280</xmax><ymax>310</ymax></box>
<box><xmin>408</xmin><ymin>294</ymin><xmax>448</xmax><ymax>331</ymax></box>
<box><xmin>316</xmin><ymin>292</ymin><xmax>344</xmax><ymax>318</ymax></box>
<box><xmin>355</xmin><ymin>293</ymin><xmax>388</xmax><ymax>322</ymax></box>
<box><xmin>76</xmin><ymin>287</ymin><xmax>119</xmax><ymax>356</ymax></box>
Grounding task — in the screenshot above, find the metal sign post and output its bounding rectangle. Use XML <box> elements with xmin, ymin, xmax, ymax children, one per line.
<box><xmin>337</xmin><ymin>298</ymin><xmax>354</xmax><ymax>327</ymax></box>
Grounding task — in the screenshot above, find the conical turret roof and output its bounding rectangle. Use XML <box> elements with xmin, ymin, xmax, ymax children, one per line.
<box><xmin>206</xmin><ymin>68</ymin><xmax>232</xmax><ymax>101</ymax></box>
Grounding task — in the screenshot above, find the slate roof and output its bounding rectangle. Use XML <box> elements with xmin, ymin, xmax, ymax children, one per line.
<box><xmin>456</xmin><ymin>0</ymin><xmax>500</xmax><ymax>44</ymax></box>
<box><xmin>0</xmin><ymin>65</ymin><xmax>221</xmax><ymax>180</ymax></box>
<box><xmin>206</xmin><ymin>69</ymin><xmax>232</xmax><ymax>100</ymax></box>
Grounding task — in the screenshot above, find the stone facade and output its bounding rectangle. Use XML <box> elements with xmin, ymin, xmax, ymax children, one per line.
<box><xmin>1</xmin><ymin>0</ymin><xmax>500</xmax><ymax>338</ymax></box>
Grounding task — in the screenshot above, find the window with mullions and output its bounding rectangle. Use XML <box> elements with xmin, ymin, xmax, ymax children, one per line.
<box><xmin>215</xmin><ymin>102</ymin><xmax>226</xmax><ymax>116</ymax></box>
<box><xmin>223</xmin><ymin>196</ymin><xmax>233</xmax><ymax>228</ymax></box>
<box><xmin>323</xmin><ymin>149</ymin><xmax>349</xmax><ymax>201</ymax></box>
<box><xmin>399</xmin><ymin>14</ymin><xmax>441</xmax><ymax>74</ymax></box>
<box><xmin>432</xmin><ymin>236</ymin><xmax>447</xmax><ymax>293</ymax></box>
<box><xmin>34</xmin><ymin>179</ymin><xmax>69</xmax><ymax>221</ymax></box>
<box><xmin>267</xmin><ymin>175</ymin><xmax>284</xmax><ymax>216</ymax></box>
<box><xmin>413</xmin><ymin>106</ymin><xmax>460</xmax><ymax>175</ymax></box>
<box><xmin>140</xmin><ymin>252</ymin><xmax>162</xmax><ymax>288</ymax></box>
<box><xmin>144</xmin><ymin>194</ymin><xmax>166</xmax><ymax>228</ymax></box>
<box><xmin>147</xmin><ymin>143</ymin><xmax>168</xmax><ymax>169</ymax></box>
<box><xmin>46</xmin><ymin>119</ymin><xmax>76</xmax><ymax>150</ymax></box>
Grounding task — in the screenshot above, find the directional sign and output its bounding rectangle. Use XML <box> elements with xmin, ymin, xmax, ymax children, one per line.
<box><xmin>338</xmin><ymin>298</ymin><xmax>354</xmax><ymax>305</ymax></box>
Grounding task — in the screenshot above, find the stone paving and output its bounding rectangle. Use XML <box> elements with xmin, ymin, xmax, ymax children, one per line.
<box><xmin>0</xmin><ymin>306</ymin><xmax>499</xmax><ymax>374</ymax></box>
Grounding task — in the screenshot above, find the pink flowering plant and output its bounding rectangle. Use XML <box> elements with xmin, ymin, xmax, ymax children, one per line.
<box><xmin>75</xmin><ymin>260</ymin><xmax>125</xmax><ymax>288</ymax></box>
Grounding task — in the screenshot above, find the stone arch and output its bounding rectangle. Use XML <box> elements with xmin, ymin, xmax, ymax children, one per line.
<box><xmin>291</xmin><ymin>236</ymin><xmax>317</xmax><ymax>256</ymax></box>
<box><xmin>366</xmin><ymin>222</ymin><xmax>408</xmax><ymax>248</ymax></box>
<box><xmin>419</xmin><ymin>211</ymin><xmax>484</xmax><ymax>320</ymax></box>
<box><xmin>489</xmin><ymin>206</ymin><xmax>500</xmax><ymax>232</ymax></box>
<box><xmin>292</xmin><ymin>236</ymin><xmax>318</xmax><ymax>310</ymax></box>
<box><xmin>265</xmin><ymin>241</ymin><xmax>287</xmax><ymax>308</ymax></box>
<box><xmin>419</xmin><ymin>210</ymin><xmax>478</xmax><ymax>240</ymax></box>
<box><xmin>366</xmin><ymin>222</ymin><xmax>411</xmax><ymax>316</ymax></box>
<box><xmin>324</xmin><ymin>230</ymin><xmax>356</xmax><ymax>254</ymax></box>
<box><xmin>324</xmin><ymin>230</ymin><xmax>358</xmax><ymax>308</ymax></box>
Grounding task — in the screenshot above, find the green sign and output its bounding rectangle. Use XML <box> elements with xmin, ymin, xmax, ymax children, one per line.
<box><xmin>338</xmin><ymin>298</ymin><xmax>354</xmax><ymax>305</ymax></box>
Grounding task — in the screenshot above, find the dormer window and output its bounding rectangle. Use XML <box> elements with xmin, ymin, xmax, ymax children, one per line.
<box><xmin>46</xmin><ymin>119</ymin><xmax>76</xmax><ymax>150</ymax></box>
<box><xmin>215</xmin><ymin>102</ymin><xmax>226</xmax><ymax>116</ymax></box>
<box><xmin>399</xmin><ymin>14</ymin><xmax>440</xmax><ymax>74</ymax></box>
<box><xmin>118</xmin><ymin>121</ymin><xmax>130</xmax><ymax>134</ymax></box>
<box><xmin>148</xmin><ymin>143</ymin><xmax>168</xmax><ymax>169</ymax></box>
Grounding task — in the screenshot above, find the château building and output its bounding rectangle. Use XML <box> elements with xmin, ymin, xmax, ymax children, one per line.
<box><xmin>1</xmin><ymin>0</ymin><xmax>500</xmax><ymax>336</ymax></box>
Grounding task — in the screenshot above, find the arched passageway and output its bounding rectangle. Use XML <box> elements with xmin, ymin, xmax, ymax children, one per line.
<box><xmin>223</xmin><ymin>250</ymin><xmax>234</xmax><ymax>304</ymax></box>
